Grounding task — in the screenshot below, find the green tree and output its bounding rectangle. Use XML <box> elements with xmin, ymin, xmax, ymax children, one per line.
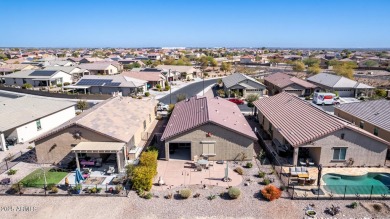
<box><xmin>246</xmin><ymin>94</ymin><xmax>260</xmax><ymax>115</ymax></box>
<box><xmin>303</xmin><ymin>58</ymin><xmax>320</xmax><ymax>67</ymax></box>
<box><xmin>292</xmin><ymin>61</ymin><xmax>305</xmax><ymax>72</ymax></box>
<box><xmin>362</xmin><ymin>60</ymin><xmax>378</xmax><ymax>70</ymax></box>
<box><xmin>72</xmin><ymin>52</ymin><xmax>80</xmax><ymax>57</ymax></box>
<box><xmin>220</xmin><ymin>62</ymin><xmax>232</xmax><ymax>73</ymax></box>
<box><xmin>176</xmin><ymin>93</ymin><xmax>187</xmax><ymax>102</ymax></box>
<box><xmin>217</xmin><ymin>89</ymin><xmax>225</xmax><ymax>97</ymax></box>
<box><xmin>332</xmin><ymin>61</ymin><xmax>357</xmax><ymax>79</ymax></box>
<box><xmin>307</xmin><ymin>64</ymin><xmax>321</xmax><ymax>74</ymax></box>
<box><xmin>145</xmin><ymin>60</ymin><xmax>153</xmax><ymax>67</ymax></box>
<box><xmin>375</xmin><ymin>89</ymin><xmax>387</xmax><ymax>97</ymax></box>
<box><xmin>77</xmin><ymin>100</ymin><xmax>89</xmax><ymax>112</ymax></box>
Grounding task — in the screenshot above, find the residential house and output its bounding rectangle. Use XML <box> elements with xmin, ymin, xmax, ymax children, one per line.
<box><xmin>121</xmin><ymin>71</ymin><xmax>165</xmax><ymax>90</ymax></box>
<box><xmin>156</xmin><ymin>65</ymin><xmax>199</xmax><ymax>80</ymax></box>
<box><xmin>33</xmin><ymin>96</ymin><xmax>157</xmax><ymax>170</ymax></box>
<box><xmin>254</xmin><ymin>92</ymin><xmax>389</xmax><ymax>167</ymax></box>
<box><xmin>78</xmin><ymin>63</ymin><xmax>119</xmax><ymax>75</ymax></box>
<box><xmin>79</xmin><ymin>57</ymin><xmax>104</xmax><ymax>63</ymax></box>
<box><xmin>307</xmin><ymin>72</ymin><xmax>374</xmax><ymax>97</ymax></box>
<box><xmin>0</xmin><ymin>64</ymin><xmax>37</xmax><ymax>78</ymax></box>
<box><xmin>3</xmin><ymin>70</ymin><xmax>72</xmax><ymax>87</ymax></box>
<box><xmin>264</xmin><ymin>72</ymin><xmax>317</xmax><ymax>96</ymax></box>
<box><xmin>161</xmin><ymin>96</ymin><xmax>257</xmax><ymax>161</ymax></box>
<box><xmin>334</xmin><ymin>99</ymin><xmax>390</xmax><ymax>143</ymax></box>
<box><xmin>0</xmin><ymin>96</ymin><xmax>75</xmax><ymax>151</ymax></box>
<box><xmin>147</xmin><ymin>53</ymin><xmax>161</xmax><ymax>60</ymax></box>
<box><xmin>64</xmin><ymin>75</ymin><xmax>147</xmax><ymax>96</ymax></box>
<box><xmin>222</xmin><ymin>73</ymin><xmax>266</xmax><ymax>98</ymax></box>
<box><xmin>43</xmin><ymin>66</ymin><xmax>89</xmax><ymax>83</ymax></box>
<box><xmin>240</xmin><ymin>55</ymin><xmax>255</xmax><ymax>64</ymax></box>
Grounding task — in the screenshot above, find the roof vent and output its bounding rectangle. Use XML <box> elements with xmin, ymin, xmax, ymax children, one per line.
<box><xmin>374</xmin><ymin>112</ymin><xmax>379</xmax><ymax>116</ymax></box>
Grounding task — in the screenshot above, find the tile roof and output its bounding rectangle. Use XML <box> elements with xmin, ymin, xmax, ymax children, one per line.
<box><xmin>155</xmin><ymin>65</ymin><xmax>196</xmax><ymax>73</ymax></box>
<box><xmin>222</xmin><ymin>73</ymin><xmax>265</xmax><ymax>89</ymax></box>
<box><xmin>161</xmin><ymin>96</ymin><xmax>257</xmax><ymax>141</ymax></box>
<box><xmin>121</xmin><ymin>71</ymin><xmax>164</xmax><ymax>82</ymax></box>
<box><xmin>336</xmin><ymin>99</ymin><xmax>390</xmax><ymax>131</ymax></box>
<box><xmin>33</xmin><ymin>97</ymin><xmax>158</xmax><ymax>143</ymax></box>
<box><xmin>307</xmin><ymin>73</ymin><xmax>373</xmax><ymax>89</ymax></box>
<box><xmin>78</xmin><ymin>63</ymin><xmax>115</xmax><ymax>70</ymax></box>
<box><xmin>0</xmin><ymin>96</ymin><xmax>75</xmax><ymax>132</ymax></box>
<box><xmin>2</xmin><ymin>70</ymin><xmax>66</xmax><ymax>79</ymax></box>
<box><xmin>254</xmin><ymin>92</ymin><xmax>389</xmax><ymax>146</ymax></box>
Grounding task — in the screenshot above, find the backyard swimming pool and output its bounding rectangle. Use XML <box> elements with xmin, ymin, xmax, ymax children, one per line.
<box><xmin>323</xmin><ymin>173</ymin><xmax>390</xmax><ymax>195</ymax></box>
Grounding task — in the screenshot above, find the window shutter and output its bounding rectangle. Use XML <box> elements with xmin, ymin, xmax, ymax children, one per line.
<box><xmin>203</xmin><ymin>144</ymin><xmax>209</xmax><ymax>154</ymax></box>
<box><xmin>209</xmin><ymin>144</ymin><xmax>215</xmax><ymax>154</ymax></box>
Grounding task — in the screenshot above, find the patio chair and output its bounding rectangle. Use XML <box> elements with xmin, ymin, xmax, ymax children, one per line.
<box><xmin>95</xmin><ymin>158</ymin><xmax>102</xmax><ymax>167</ymax></box>
<box><xmin>194</xmin><ymin>163</ymin><xmax>202</xmax><ymax>172</ymax></box>
<box><xmin>82</xmin><ymin>168</ymin><xmax>91</xmax><ymax>174</ymax></box>
<box><xmin>306</xmin><ymin>178</ymin><xmax>316</xmax><ymax>185</ymax></box>
<box><xmin>298</xmin><ymin>178</ymin><xmax>305</xmax><ymax>186</ymax></box>
<box><xmin>308</xmin><ymin>158</ymin><xmax>315</xmax><ymax>166</ymax></box>
<box><xmin>106</xmin><ymin>166</ymin><xmax>115</xmax><ymax>175</ymax></box>
<box><xmin>299</xmin><ymin>158</ymin><xmax>306</xmax><ymax>166</ymax></box>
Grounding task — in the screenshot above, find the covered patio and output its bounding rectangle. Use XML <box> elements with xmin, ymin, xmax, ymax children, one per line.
<box><xmin>63</xmin><ymin>84</ymin><xmax>91</xmax><ymax>94</ymax></box>
<box><xmin>71</xmin><ymin>142</ymin><xmax>127</xmax><ymax>174</ymax></box>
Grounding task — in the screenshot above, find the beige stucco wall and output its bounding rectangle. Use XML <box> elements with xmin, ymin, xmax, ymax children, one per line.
<box><xmin>335</xmin><ymin>108</ymin><xmax>390</xmax><ymax>143</ymax></box>
<box><xmin>35</xmin><ymin>126</ymin><xmax>119</xmax><ymax>164</ymax></box>
<box><xmin>164</xmin><ymin>123</ymin><xmax>254</xmax><ymax>161</ymax></box>
<box><xmin>300</xmin><ymin>128</ymin><xmax>387</xmax><ymax>167</ymax></box>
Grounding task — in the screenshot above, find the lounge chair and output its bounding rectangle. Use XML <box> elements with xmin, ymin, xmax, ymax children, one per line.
<box><xmin>289</xmin><ymin>166</ymin><xmax>309</xmax><ymax>177</ymax></box>
<box><xmin>106</xmin><ymin>166</ymin><xmax>115</xmax><ymax>175</ymax></box>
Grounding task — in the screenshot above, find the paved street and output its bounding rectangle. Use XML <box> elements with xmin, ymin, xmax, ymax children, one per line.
<box><xmin>159</xmin><ymin>78</ymin><xmax>218</xmax><ymax>104</ymax></box>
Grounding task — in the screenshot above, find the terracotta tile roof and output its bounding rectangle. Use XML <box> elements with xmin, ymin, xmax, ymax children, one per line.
<box><xmin>254</xmin><ymin>92</ymin><xmax>345</xmax><ymax>146</ymax></box>
<box><xmin>161</xmin><ymin>96</ymin><xmax>257</xmax><ymax>141</ymax></box>
<box><xmin>254</xmin><ymin>92</ymin><xmax>390</xmax><ymax>147</ymax></box>
<box><xmin>265</xmin><ymin>72</ymin><xmax>316</xmax><ymax>89</ymax></box>
<box><xmin>121</xmin><ymin>71</ymin><xmax>164</xmax><ymax>82</ymax></box>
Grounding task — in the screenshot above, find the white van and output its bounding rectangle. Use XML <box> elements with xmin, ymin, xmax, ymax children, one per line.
<box><xmin>313</xmin><ymin>92</ymin><xmax>339</xmax><ymax>105</ymax></box>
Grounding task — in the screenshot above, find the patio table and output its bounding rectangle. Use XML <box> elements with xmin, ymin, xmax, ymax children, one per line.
<box><xmin>197</xmin><ymin>159</ymin><xmax>209</xmax><ymax>168</ymax></box>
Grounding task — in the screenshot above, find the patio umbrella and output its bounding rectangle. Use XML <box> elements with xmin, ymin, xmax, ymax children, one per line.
<box><xmin>75</xmin><ymin>168</ymin><xmax>85</xmax><ymax>184</ymax></box>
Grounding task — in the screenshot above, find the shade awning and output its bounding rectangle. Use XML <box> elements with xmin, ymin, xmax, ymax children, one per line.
<box><xmin>71</xmin><ymin>142</ymin><xmax>125</xmax><ymax>153</ymax></box>
<box><xmin>63</xmin><ymin>85</ymin><xmax>91</xmax><ymax>89</ymax></box>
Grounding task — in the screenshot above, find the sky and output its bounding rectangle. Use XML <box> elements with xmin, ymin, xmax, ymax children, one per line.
<box><xmin>1</xmin><ymin>0</ymin><xmax>390</xmax><ymax>48</ymax></box>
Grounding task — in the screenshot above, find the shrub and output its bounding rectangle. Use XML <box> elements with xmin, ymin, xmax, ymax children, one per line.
<box><xmin>7</xmin><ymin>169</ymin><xmax>17</xmax><ymax>175</ymax></box>
<box><xmin>349</xmin><ymin>201</ymin><xmax>358</xmax><ymax>209</ymax></box>
<box><xmin>261</xmin><ymin>185</ymin><xmax>281</xmax><ymax>201</ymax></box>
<box><xmin>63</xmin><ymin>82</ymin><xmax>70</xmax><ymax>86</ymax></box>
<box><xmin>46</xmin><ymin>183</ymin><xmax>56</xmax><ymax>190</ymax></box>
<box><xmin>144</xmin><ymin>92</ymin><xmax>150</xmax><ymax>97</ymax></box>
<box><xmin>164</xmin><ymin>85</ymin><xmax>171</xmax><ymax>91</ymax></box>
<box><xmin>137</xmin><ymin>96</ymin><xmax>142</xmax><ymax>99</ymax></box>
<box><xmin>207</xmin><ymin>194</ymin><xmax>217</xmax><ymax>200</ymax></box>
<box><xmin>258</xmin><ymin>171</ymin><xmax>266</xmax><ymax>178</ymax></box>
<box><xmin>373</xmin><ymin>204</ymin><xmax>382</xmax><ymax>212</ymax></box>
<box><xmin>56</xmin><ymin>83</ymin><xmax>62</xmax><ymax>87</ymax></box>
<box><xmin>375</xmin><ymin>89</ymin><xmax>387</xmax><ymax>97</ymax></box>
<box><xmin>304</xmin><ymin>96</ymin><xmax>310</xmax><ymax>100</ymax></box>
<box><xmin>156</xmin><ymin>84</ymin><xmax>161</xmax><ymax>89</ymax></box>
<box><xmin>22</xmin><ymin>83</ymin><xmax>32</xmax><ymax>89</ymax></box>
<box><xmin>27</xmin><ymin>146</ymin><xmax>34</xmax><ymax>150</ymax></box>
<box><xmin>132</xmin><ymin>151</ymin><xmax>158</xmax><ymax>191</ymax></box>
<box><xmin>180</xmin><ymin>189</ymin><xmax>192</xmax><ymax>199</ymax></box>
<box><xmin>245</xmin><ymin>162</ymin><xmax>253</xmax><ymax>168</ymax></box>
<box><xmin>89</xmin><ymin>187</ymin><xmax>97</xmax><ymax>193</ymax></box>
<box><xmin>51</xmin><ymin>186</ymin><xmax>58</xmax><ymax>193</ymax></box>
<box><xmin>234</xmin><ymin>167</ymin><xmax>243</xmax><ymax>175</ymax></box>
<box><xmin>228</xmin><ymin>187</ymin><xmax>241</xmax><ymax>199</ymax></box>
<box><xmin>144</xmin><ymin>192</ymin><xmax>153</xmax><ymax>199</ymax></box>
<box><xmin>279</xmin><ymin>185</ymin><xmax>286</xmax><ymax>191</ymax></box>
<box><xmin>165</xmin><ymin>193</ymin><xmax>173</xmax><ymax>199</ymax></box>
<box><xmin>164</xmin><ymin>81</ymin><xmax>169</xmax><ymax>87</ymax></box>
<box><xmin>262</xmin><ymin>177</ymin><xmax>271</xmax><ymax>185</ymax></box>
<box><xmin>9</xmin><ymin>183</ymin><xmax>23</xmax><ymax>194</ymax></box>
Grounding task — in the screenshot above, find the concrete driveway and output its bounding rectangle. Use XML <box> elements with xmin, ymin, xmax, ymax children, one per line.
<box><xmin>153</xmin><ymin>160</ymin><xmax>242</xmax><ymax>191</ymax></box>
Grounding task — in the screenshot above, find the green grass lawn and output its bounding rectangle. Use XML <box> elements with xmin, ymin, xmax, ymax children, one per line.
<box><xmin>20</xmin><ymin>168</ymin><xmax>68</xmax><ymax>187</ymax></box>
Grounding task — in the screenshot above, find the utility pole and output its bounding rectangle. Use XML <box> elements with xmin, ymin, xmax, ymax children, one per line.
<box><xmin>203</xmin><ymin>72</ymin><xmax>205</xmax><ymax>96</ymax></box>
<box><xmin>169</xmin><ymin>69</ymin><xmax>172</xmax><ymax>104</ymax></box>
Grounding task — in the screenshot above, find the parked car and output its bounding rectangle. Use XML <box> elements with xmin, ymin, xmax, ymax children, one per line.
<box><xmin>157</xmin><ymin>102</ymin><xmax>169</xmax><ymax>111</ymax></box>
<box><xmin>313</xmin><ymin>92</ymin><xmax>338</xmax><ymax>105</ymax></box>
<box><xmin>228</xmin><ymin>98</ymin><xmax>244</xmax><ymax>105</ymax></box>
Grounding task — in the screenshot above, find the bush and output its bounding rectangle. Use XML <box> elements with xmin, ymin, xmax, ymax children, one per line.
<box><xmin>279</xmin><ymin>185</ymin><xmax>286</xmax><ymax>191</ymax></box>
<box><xmin>132</xmin><ymin>151</ymin><xmax>158</xmax><ymax>191</ymax></box>
<box><xmin>144</xmin><ymin>192</ymin><xmax>153</xmax><ymax>199</ymax></box>
<box><xmin>228</xmin><ymin>187</ymin><xmax>241</xmax><ymax>199</ymax></box>
<box><xmin>304</xmin><ymin>96</ymin><xmax>310</xmax><ymax>100</ymax></box>
<box><xmin>164</xmin><ymin>85</ymin><xmax>171</xmax><ymax>91</ymax></box>
<box><xmin>51</xmin><ymin>186</ymin><xmax>58</xmax><ymax>193</ymax></box>
<box><xmin>46</xmin><ymin>183</ymin><xmax>55</xmax><ymax>190</ymax></box>
<box><xmin>156</xmin><ymin>84</ymin><xmax>161</xmax><ymax>89</ymax></box>
<box><xmin>234</xmin><ymin>167</ymin><xmax>244</xmax><ymax>175</ymax></box>
<box><xmin>144</xmin><ymin>92</ymin><xmax>150</xmax><ymax>97</ymax></box>
<box><xmin>258</xmin><ymin>171</ymin><xmax>266</xmax><ymax>178</ymax></box>
<box><xmin>349</xmin><ymin>201</ymin><xmax>358</xmax><ymax>209</ymax></box>
<box><xmin>22</xmin><ymin>83</ymin><xmax>32</xmax><ymax>89</ymax></box>
<box><xmin>27</xmin><ymin>146</ymin><xmax>34</xmax><ymax>150</ymax></box>
<box><xmin>9</xmin><ymin>183</ymin><xmax>23</xmax><ymax>194</ymax></box>
<box><xmin>245</xmin><ymin>162</ymin><xmax>253</xmax><ymax>168</ymax></box>
<box><xmin>261</xmin><ymin>185</ymin><xmax>281</xmax><ymax>201</ymax></box>
<box><xmin>56</xmin><ymin>83</ymin><xmax>62</xmax><ymax>87</ymax></box>
<box><xmin>262</xmin><ymin>177</ymin><xmax>270</xmax><ymax>185</ymax></box>
<box><xmin>180</xmin><ymin>189</ymin><xmax>192</xmax><ymax>199</ymax></box>
<box><xmin>7</xmin><ymin>169</ymin><xmax>17</xmax><ymax>175</ymax></box>
<box><xmin>375</xmin><ymin>89</ymin><xmax>387</xmax><ymax>97</ymax></box>
<box><xmin>63</xmin><ymin>82</ymin><xmax>70</xmax><ymax>86</ymax></box>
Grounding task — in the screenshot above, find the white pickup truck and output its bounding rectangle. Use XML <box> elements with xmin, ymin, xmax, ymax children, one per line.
<box><xmin>157</xmin><ymin>102</ymin><xmax>169</xmax><ymax>111</ymax></box>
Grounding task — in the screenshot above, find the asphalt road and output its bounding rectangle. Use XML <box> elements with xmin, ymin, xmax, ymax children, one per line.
<box><xmin>159</xmin><ymin>79</ymin><xmax>218</xmax><ymax>104</ymax></box>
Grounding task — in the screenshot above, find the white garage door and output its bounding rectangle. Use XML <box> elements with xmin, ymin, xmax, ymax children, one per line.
<box><xmin>337</xmin><ymin>89</ymin><xmax>354</xmax><ymax>97</ymax></box>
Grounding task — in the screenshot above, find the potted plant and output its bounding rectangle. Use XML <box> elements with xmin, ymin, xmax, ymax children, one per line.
<box><xmin>305</xmin><ymin>210</ymin><xmax>317</xmax><ymax>218</ymax></box>
<box><xmin>74</xmin><ymin>184</ymin><xmax>82</xmax><ymax>194</ymax></box>
<box><xmin>114</xmin><ymin>185</ymin><xmax>123</xmax><ymax>194</ymax></box>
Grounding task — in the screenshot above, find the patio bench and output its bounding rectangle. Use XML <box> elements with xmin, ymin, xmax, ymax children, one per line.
<box><xmin>289</xmin><ymin>166</ymin><xmax>308</xmax><ymax>177</ymax></box>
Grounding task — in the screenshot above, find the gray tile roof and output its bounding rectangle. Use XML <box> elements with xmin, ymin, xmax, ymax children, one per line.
<box><xmin>2</xmin><ymin>70</ymin><xmax>67</xmax><ymax>79</ymax></box>
<box><xmin>222</xmin><ymin>73</ymin><xmax>265</xmax><ymax>89</ymax></box>
<box><xmin>161</xmin><ymin>96</ymin><xmax>257</xmax><ymax>141</ymax></box>
<box><xmin>0</xmin><ymin>96</ymin><xmax>75</xmax><ymax>132</ymax></box>
<box><xmin>307</xmin><ymin>73</ymin><xmax>373</xmax><ymax>89</ymax></box>
<box><xmin>336</xmin><ymin>99</ymin><xmax>390</xmax><ymax>131</ymax></box>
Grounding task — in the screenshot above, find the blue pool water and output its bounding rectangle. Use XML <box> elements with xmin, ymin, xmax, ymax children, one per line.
<box><xmin>322</xmin><ymin>173</ymin><xmax>390</xmax><ymax>195</ymax></box>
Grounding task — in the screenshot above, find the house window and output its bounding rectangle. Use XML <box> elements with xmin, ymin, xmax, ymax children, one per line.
<box><xmin>36</xmin><ymin>120</ymin><xmax>42</xmax><ymax>131</ymax></box>
<box><xmin>374</xmin><ymin>127</ymin><xmax>379</xmax><ymax>136</ymax></box>
<box><xmin>333</xmin><ymin>148</ymin><xmax>347</xmax><ymax>161</ymax></box>
<box><xmin>359</xmin><ymin>121</ymin><xmax>364</xmax><ymax>129</ymax></box>
<box><xmin>202</xmin><ymin>143</ymin><xmax>215</xmax><ymax>155</ymax></box>
<box><xmin>143</xmin><ymin>120</ymin><xmax>146</xmax><ymax>130</ymax></box>
<box><xmin>341</xmin><ymin>133</ymin><xmax>345</xmax><ymax>139</ymax></box>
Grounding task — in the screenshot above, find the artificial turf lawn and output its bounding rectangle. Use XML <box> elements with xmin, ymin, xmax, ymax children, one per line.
<box><xmin>19</xmin><ymin>168</ymin><xmax>68</xmax><ymax>187</ymax></box>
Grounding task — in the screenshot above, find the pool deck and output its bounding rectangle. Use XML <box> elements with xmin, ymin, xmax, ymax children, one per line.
<box><xmin>283</xmin><ymin>167</ymin><xmax>390</xmax><ymax>199</ymax></box>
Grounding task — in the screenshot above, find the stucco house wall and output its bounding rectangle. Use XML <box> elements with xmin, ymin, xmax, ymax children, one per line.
<box><xmin>35</xmin><ymin>126</ymin><xmax>119</xmax><ymax>164</ymax></box>
<box><xmin>164</xmin><ymin>123</ymin><xmax>254</xmax><ymax>161</ymax></box>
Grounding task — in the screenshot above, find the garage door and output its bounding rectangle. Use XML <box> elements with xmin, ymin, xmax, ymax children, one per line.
<box><xmin>336</xmin><ymin>89</ymin><xmax>354</xmax><ymax>97</ymax></box>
